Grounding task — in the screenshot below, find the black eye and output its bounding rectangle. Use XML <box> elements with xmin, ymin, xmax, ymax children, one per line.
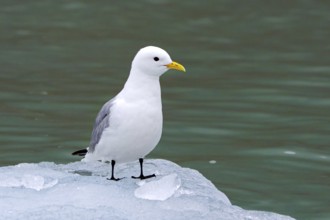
<box><xmin>153</xmin><ymin>57</ymin><xmax>159</xmax><ymax>61</ymax></box>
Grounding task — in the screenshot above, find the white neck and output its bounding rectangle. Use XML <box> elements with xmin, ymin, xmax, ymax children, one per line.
<box><xmin>120</xmin><ymin>69</ymin><xmax>161</xmax><ymax>102</ymax></box>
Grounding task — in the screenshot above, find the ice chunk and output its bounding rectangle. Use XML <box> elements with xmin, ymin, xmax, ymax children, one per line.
<box><xmin>134</xmin><ymin>173</ymin><xmax>181</xmax><ymax>201</ymax></box>
<box><xmin>21</xmin><ymin>174</ymin><xmax>58</xmax><ymax>191</ymax></box>
<box><xmin>0</xmin><ymin>159</ymin><xmax>295</xmax><ymax>220</ymax></box>
<box><xmin>0</xmin><ymin>164</ymin><xmax>59</xmax><ymax>191</ymax></box>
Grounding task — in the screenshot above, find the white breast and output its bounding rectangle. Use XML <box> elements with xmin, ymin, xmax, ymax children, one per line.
<box><xmin>86</xmin><ymin>97</ymin><xmax>163</xmax><ymax>163</ymax></box>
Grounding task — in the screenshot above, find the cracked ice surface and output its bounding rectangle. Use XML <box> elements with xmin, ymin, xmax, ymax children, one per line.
<box><xmin>0</xmin><ymin>159</ymin><xmax>295</xmax><ymax>220</ymax></box>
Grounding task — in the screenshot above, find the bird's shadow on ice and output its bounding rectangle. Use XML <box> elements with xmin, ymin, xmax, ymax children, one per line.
<box><xmin>71</xmin><ymin>170</ymin><xmax>94</xmax><ymax>176</ymax></box>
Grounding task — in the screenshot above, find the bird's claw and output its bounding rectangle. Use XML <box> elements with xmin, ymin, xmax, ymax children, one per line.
<box><xmin>132</xmin><ymin>174</ymin><xmax>156</xmax><ymax>180</ymax></box>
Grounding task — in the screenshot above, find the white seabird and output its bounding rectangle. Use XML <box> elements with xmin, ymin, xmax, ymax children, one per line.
<box><xmin>72</xmin><ymin>46</ymin><xmax>186</xmax><ymax>180</ymax></box>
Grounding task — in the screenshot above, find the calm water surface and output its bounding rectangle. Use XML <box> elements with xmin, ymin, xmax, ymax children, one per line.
<box><xmin>1</xmin><ymin>1</ymin><xmax>330</xmax><ymax>219</ymax></box>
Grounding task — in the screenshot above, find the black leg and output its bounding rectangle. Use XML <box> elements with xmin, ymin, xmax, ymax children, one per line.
<box><xmin>107</xmin><ymin>160</ymin><xmax>123</xmax><ymax>181</ymax></box>
<box><xmin>132</xmin><ymin>158</ymin><xmax>156</xmax><ymax>180</ymax></box>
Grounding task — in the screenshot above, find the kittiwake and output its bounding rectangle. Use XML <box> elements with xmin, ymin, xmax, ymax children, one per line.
<box><xmin>72</xmin><ymin>46</ymin><xmax>186</xmax><ymax>180</ymax></box>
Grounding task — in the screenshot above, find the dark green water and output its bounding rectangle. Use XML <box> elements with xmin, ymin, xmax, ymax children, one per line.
<box><xmin>1</xmin><ymin>1</ymin><xmax>329</xmax><ymax>219</ymax></box>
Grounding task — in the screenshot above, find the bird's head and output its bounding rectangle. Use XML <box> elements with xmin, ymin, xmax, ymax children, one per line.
<box><xmin>131</xmin><ymin>46</ymin><xmax>186</xmax><ymax>76</ymax></box>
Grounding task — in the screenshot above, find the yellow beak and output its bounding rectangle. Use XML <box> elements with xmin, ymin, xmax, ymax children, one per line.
<box><xmin>166</xmin><ymin>61</ymin><xmax>186</xmax><ymax>72</ymax></box>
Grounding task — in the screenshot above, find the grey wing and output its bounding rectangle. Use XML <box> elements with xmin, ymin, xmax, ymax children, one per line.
<box><xmin>88</xmin><ymin>98</ymin><xmax>115</xmax><ymax>152</ymax></box>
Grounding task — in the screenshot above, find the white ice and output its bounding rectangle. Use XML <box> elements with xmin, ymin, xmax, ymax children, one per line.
<box><xmin>0</xmin><ymin>159</ymin><xmax>295</xmax><ymax>220</ymax></box>
<box><xmin>134</xmin><ymin>173</ymin><xmax>181</xmax><ymax>201</ymax></box>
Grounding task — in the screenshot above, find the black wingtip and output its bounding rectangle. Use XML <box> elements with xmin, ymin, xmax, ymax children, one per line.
<box><xmin>72</xmin><ymin>149</ymin><xmax>88</xmax><ymax>156</ymax></box>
